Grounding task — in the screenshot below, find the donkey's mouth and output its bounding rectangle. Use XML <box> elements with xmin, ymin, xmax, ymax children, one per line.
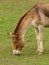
<box><xmin>13</xmin><ymin>50</ymin><xmax>21</xmax><ymax>55</ymax></box>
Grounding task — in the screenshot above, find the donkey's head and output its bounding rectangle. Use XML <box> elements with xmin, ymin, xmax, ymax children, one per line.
<box><xmin>8</xmin><ymin>32</ymin><xmax>24</xmax><ymax>55</ymax></box>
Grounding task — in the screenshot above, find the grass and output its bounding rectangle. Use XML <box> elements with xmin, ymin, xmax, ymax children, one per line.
<box><xmin>0</xmin><ymin>0</ymin><xmax>49</xmax><ymax>65</ymax></box>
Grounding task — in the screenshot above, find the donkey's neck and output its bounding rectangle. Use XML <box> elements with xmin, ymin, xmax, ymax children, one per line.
<box><xmin>15</xmin><ymin>13</ymin><xmax>33</xmax><ymax>38</ymax></box>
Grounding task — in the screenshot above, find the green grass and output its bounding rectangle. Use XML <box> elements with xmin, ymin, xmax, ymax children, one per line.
<box><xmin>0</xmin><ymin>0</ymin><xmax>49</xmax><ymax>65</ymax></box>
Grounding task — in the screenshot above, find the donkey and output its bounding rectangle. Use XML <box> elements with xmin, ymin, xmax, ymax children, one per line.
<box><xmin>8</xmin><ymin>4</ymin><xmax>49</xmax><ymax>55</ymax></box>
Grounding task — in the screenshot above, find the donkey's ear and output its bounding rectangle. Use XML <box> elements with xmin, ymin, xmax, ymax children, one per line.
<box><xmin>7</xmin><ymin>32</ymin><xmax>13</xmax><ymax>36</ymax></box>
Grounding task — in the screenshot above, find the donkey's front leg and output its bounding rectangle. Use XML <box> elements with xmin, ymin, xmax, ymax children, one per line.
<box><xmin>34</xmin><ymin>28</ymin><xmax>40</xmax><ymax>54</ymax></box>
<box><xmin>38</xmin><ymin>25</ymin><xmax>44</xmax><ymax>55</ymax></box>
<box><xmin>34</xmin><ymin>25</ymin><xmax>44</xmax><ymax>55</ymax></box>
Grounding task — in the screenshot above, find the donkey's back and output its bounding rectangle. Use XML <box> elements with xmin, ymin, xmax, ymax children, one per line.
<box><xmin>38</xmin><ymin>4</ymin><xmax>49</xmax><ymax>27</ymax></box>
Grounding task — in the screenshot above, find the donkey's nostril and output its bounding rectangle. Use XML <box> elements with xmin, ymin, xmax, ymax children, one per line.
<box><xmin>13</xmin><ymin>50</ymin><xmax>21</xmax><ymax>55</ymax></box>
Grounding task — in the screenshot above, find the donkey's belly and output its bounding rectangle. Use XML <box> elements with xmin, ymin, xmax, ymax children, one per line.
<box><xmin>44</xmin><ymin>17</ymin><xmax>49</xmax><ymax>27</ymax></box>
<box><xmin>44</xmin><ymin>25</ymin><xmax>49</xmax><ymax>27</ymax></box>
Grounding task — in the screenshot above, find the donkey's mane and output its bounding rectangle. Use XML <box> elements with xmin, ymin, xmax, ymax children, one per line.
<box><xmin>14</xmin><ymin>4</ymin><xmax>38</xmax><ymax>34</ymax></box>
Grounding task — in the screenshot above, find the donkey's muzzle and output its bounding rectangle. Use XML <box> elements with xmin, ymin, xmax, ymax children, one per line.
<box><xmin>13</xmin><ymin>50</ymin><xmax>21</xmax><ymax>55</ymax></box>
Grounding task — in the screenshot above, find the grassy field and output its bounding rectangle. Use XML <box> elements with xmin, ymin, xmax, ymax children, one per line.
<box><xmin>0</xmin><ymin>0</ymin><xmax>49</xmax><ymax>65</ymax></box>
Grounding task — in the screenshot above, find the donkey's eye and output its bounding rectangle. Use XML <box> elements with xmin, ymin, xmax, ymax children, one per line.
<box><xmin>12</xmin><ymin>37</ymin><xmax>16</xmax><ymax>38</ymax></box>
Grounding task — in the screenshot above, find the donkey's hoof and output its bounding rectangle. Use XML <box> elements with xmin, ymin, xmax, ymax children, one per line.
<box><xmin>36</xmin><ymin>50</ymin><xmax>43</xmax><ymax>55</ymax></box>
<box><xmin>39</xmin><ymin>52</ymin><xmax>43</xmax><ymax>55</ymax></box>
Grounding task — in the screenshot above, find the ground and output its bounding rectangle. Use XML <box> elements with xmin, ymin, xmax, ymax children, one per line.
<box><xmin>0</xmin><ymin>0</ymin><xmax>49</xmax><ymax>65</ymax></box>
